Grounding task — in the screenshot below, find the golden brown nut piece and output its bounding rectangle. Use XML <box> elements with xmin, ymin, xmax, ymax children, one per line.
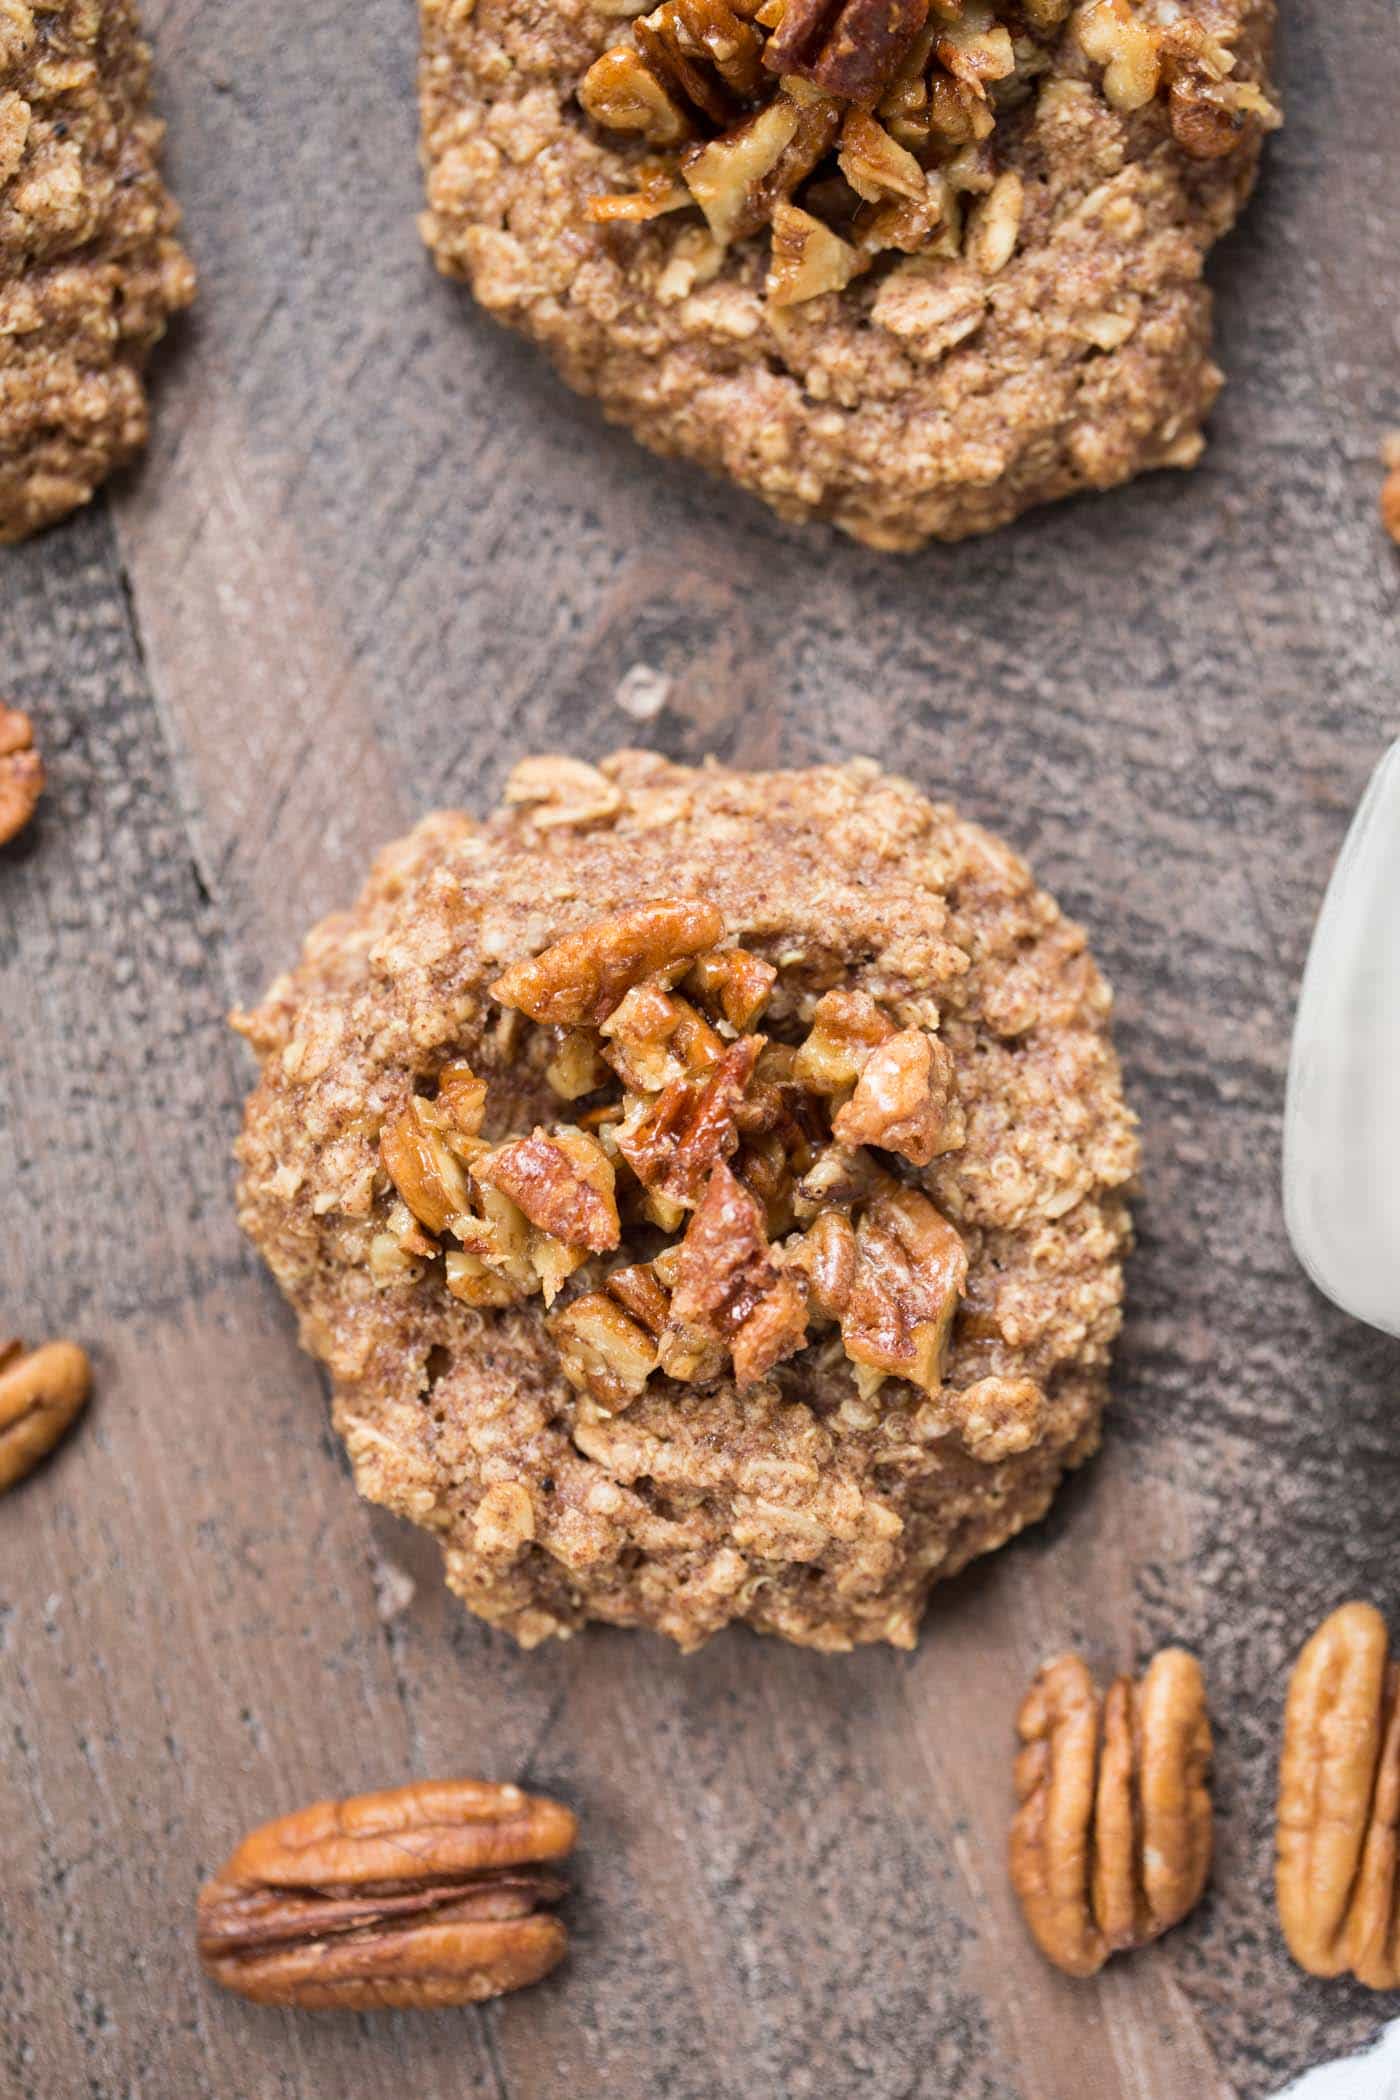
<box><xmin>0</xmin><ymin>1338</ymin><xmax>91</xmax><ymax>1492</ymax></box>
<box><xmin>197</xmin><ymin>1780</ymin><xmax>577</xmax><ymax>2010</ymax></box>
<box><xmin>1010</xmin><ymin>1647</ymin><xmax>1212</xmax><ymax>1976</ymax></box>
<box><xmin>1275</xmin><ymin>1600</ymin><xmax>1400</xmax><ymax>1988</ymax></box>
<box><xmin>0</xmin><ymin>0</ymin><xmax>195</xmax><ymax>541</ymax></box>
<box><xmin>1381</xmin><ymin>433</ymin><xmax>1400</xmax><ymax>547</ymax></box>
<box><xmin>0</xmin><ymin>703</ymin><xmax>43</xmax><ymax>844</ymax></box>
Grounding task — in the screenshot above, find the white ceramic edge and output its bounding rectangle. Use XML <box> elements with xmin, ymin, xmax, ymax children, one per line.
<box><xmin>1283</xmin><ymin>739</ymin><xmax>1400</xmax><ymax>1333</ymax></box>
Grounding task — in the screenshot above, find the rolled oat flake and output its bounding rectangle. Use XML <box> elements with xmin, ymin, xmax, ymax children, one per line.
<box><xmin>1285</xmin><ymin>740</ymin><xmax>1400</xmax><ymax>1336</ymax></box>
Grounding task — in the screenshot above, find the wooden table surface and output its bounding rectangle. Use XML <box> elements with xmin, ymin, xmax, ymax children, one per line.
<box><xmin>4</xmin><ymin>1</ymin><xmax>1400</xmax><ymax>2094</ymax></box>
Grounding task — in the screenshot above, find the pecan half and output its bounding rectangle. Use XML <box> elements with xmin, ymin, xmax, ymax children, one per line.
<box><xmin>0</xmin><ymin>704</ymin><xmax>44</xmax><ymax>846</ymax></box>
<box><xmin>491</xmin><ymin>900</ymin><xmax>725</xmax><ymax>1028</ymax></box>
<box><xmin>0</xmin><ymin>1338</ymin><xmax>91</xmax><ymax>1493</ymax></box>
<box><xmin>1275</xmin><ymin>1600</ymin><xmax>1400</xmax><ymax>1987</ymax></box>
<box><xmin>1010</xmin><ymin>1648</ymin><xmax>1212</xmax><ymax>1977</ymax></box>
<box><xmin>197</xmin><ymin>1780</ymin><xmax>577</xmax><ymax>2010</ymax></box>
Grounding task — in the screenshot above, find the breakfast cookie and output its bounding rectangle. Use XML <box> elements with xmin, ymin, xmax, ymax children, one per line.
<box><xmin>235</xmin><ymin>755</ymin><xmax>1139</xmax><ymax>1652</ymax></box>
<box><xmin>0</xmin><ymin>0</ymin><xmax>195</xmax><ymax>543</ymax></box>
<box><xmin>418</xmin><ymin>0</ymin><xmax>1275</xmax><ymax>548</ymax></box>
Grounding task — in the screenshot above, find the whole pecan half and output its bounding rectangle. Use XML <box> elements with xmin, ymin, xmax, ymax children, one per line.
<box><xmin>197</xmin><ymin>1780</ymin><xmax>577</xmax><ymax>2009</ymax></box>
<box><xmin>0</xmin><ymin>1339</ymin><xmax>91</xmax><ymax>1493</ymax></box>
<box><xmin>1010</xmin><ymin>1648</ymin><xmax>1212</xmax><ymax>1976</ymax></box>
<box><xmin>1276</xmin><ymin>1600</ymin><xmax>1400</xmax><ymax>1988</ymax></box>
<box><xmin>0</xmin><ymin>704</ymin><xmax>44</xmax><ymax>846</ymax></box>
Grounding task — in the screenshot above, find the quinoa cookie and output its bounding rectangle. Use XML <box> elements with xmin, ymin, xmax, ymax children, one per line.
<box><xmin>1</xmin><ymin>0</ymin><xmax>194</xmax><ymax>543</ymax></box>
<box><xmin>234</xmin><ymin>755</ymin><xmax>1139</xmax><ymax>1652</ymax></box>
<box><xmin>418</xmin><ymin>0</ymin><xmax>1276</xmax><ymax>548</ymax></box>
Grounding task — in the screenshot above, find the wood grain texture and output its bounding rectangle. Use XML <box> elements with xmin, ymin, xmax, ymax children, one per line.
<box><xmin>3</xmin><ymin>0</ymin><xmax>1400</xmax><ymax>2093</ymax></box>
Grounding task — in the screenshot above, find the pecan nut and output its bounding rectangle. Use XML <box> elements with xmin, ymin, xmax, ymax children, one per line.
<box><xmin>197</xmin><ymin>1780</ymin><xmax>577</xmax><ymax>2010</ymax></box>
<box><xmin>1275</xmin><ymin>1600</ymin><xmax>1400</xmax><ymax>1988</ymax></box>
<box><xmin>491</xmin><ymin>900</ymin><xmax>725</xmax><ymax>1028</ymax></box>
<box><xmin>1010</xmin><ymin>1648</ymin><xmax>1212</xmax><ymax>1976</ymax></box>
<box><xmin>764</xmin><ymin>0</ymin><xmax>931</xmax><ymax>104</ymax></box>
<box><xmin>0</xmin><ymin>703</ymin><xmax>44</xmax><ymax>846</ymax></box>
<box><xmin>0</xmin><ymin>1338</ymin><xmax>91</xmax><ymax>1492</ymax></box>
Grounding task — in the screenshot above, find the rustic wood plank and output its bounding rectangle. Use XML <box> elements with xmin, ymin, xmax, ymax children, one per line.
<box><xmin>3</xmin><ymin>0</ymin><xmax>1400</xmax><ymax>2093</ymax></box>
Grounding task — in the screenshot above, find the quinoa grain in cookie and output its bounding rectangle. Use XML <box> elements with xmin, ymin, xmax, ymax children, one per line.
<box><xmin>418</xmin><ymin>0</ymin><xmax>1276</xmax><ymax>548</ymax></box>
<box><xmin>234</xmin><ymin>755</ymin><xmax>1139</xmax><ymax>1653</ymax></box>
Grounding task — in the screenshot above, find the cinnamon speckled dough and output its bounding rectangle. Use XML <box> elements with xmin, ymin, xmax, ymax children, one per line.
<box><xmin>0</xmin><ymin>0</ymin><xmax>194</xmax><ymax>542</ymax></box>
<box><xmin>418</xmin><ymin>0</ymin><xmax>1273</xmax><ymax>549</ymax></box>
<box><xmin>235</xmin><ymin>756</ymin><xmax>1139</xmax><ymax>1652</ymax></box>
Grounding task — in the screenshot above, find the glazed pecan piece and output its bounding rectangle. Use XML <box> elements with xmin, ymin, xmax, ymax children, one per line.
<box><xmin>1010</xmin><ymin>1649</ymin><xmax>1212</xmax><ymax>1977</ymax></box>
<box><xmin>831</xmin><ymin>1025</ymin><xmax>961</xmax><ymax>1165</ymax></box>
<box><xmin>615</xmin><ymin>1034</ymin><xmax>762</xmax><ymax>1212</ymax></box>
<box><xmin>792</xmin><ymin>987</ymin><xmax>896</xmax><ymax>1094</ymax></box>
<box><xmin>666</xmin><ymin>1161</ymin><xmax>809</xmax><ymax>1386</ymax></box>
<box><xmin>1275</xmin><ymin>1600</ymin><xmax>1400</xmax><ymax>1988</ymax></box>
<box><xmin>491</xmin><ymin>899</ymin><xmax>725</xmax><ymax>1028</ymax></box>
<box><xmin>381</xmin><ymin>1095</ymin><xmax>473</xmax><ymax>1237</ymax></box>
<box><xmin>764</xmin><ymin>0</ymin><xmax>931</xmax><ymax>105</ymax></box>
<box><xmin>549</xmin><ymin>1290</ymin><xmax>660</xmax><ymax>1413</ymax></box>
<box><xmin>197</xmin><ymin>1780</ymin><xmax>577</xmax><ymax>2010</ymax></box>
<box><xmin>839</xmin><ymin>1182</ymin><xmax>967</xmax><ymax>1394</ymax></box>
<box><xmin>476</xmin><ymin>1128</ymin><xmax>620</xmax><ymax>1256</ymax></box>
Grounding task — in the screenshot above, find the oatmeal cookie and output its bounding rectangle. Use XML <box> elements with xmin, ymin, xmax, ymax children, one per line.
<box><xmin>235</xmin><ymin>755</ymin><xmax>1139</xmax><ymax>1652</ymax></box>
<box><xmin>418</xmin><ymin>0</ymin><xmax>1275</xmax><ymax>548</ymax></box>
<box><xmin>1</xmin><ymin>0</ymin><xmax>195</xmax><ymax>543</ymax></box>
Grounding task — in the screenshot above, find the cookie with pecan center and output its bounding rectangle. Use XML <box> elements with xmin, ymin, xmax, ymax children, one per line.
<box><xmin>235</xmin><ymin>755</ymin><xmax>1138</xmax><ymax>1652</ymax></box>
<box><xmin>419</xmin><ymin>0</ymin><xmax>1275</xmax><ymax>547</ymax></box>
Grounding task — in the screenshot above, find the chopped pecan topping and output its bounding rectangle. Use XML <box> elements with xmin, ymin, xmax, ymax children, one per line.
<box><xmin>792</xmin><ymin>988</ymin><xmax>896</xmax><ymax>1093</ymax></box>
<box><xmin>840</xmin><ymin>1182</ymin><xmax>967</xmax><ymax>1394</ymax></box>
<box><xmin>381</xmin><ymin>1096</ymin><xmax>473</xmax><ymax>1237</ymax></box>
<box><xmin>549</xmin><ymin>1290</ymin><xmax>661</xmax><ymax>1413</ymax></box>
<box><xmin>580</xmin><ymin>0</ymin><xmax>1272</xmax><ymax>298</ymax></box>
<box><xmin>615</xmin><ymin>1033</ymin><xmax>762</xmax><ymax>1211</ymax></box>
<box><xmin>831</xmin><ymin>1025</ymin><xmax>960</xmax><ymax>1164</ymax></box>
<box><xmin>601</xmin><ymin>983</ymin><xmax>724</xmax><ymax>1092</ymax></box>
<box><xmin>685</xmin><ymin>945</ymin><xmax>777</xmax><ymax>1032</ymax></box>
<box><xmin>1010</xmin><ymin>1649</ymin><xmax>1212</xmax><ymax>1977</ymax></box>
<box><xmin>667</xmin><ymin>1161</ymin><xmax>810</xmax><ymax>1386</ymax></box>
<box><xmin>365</xmin><ymin>892</ymin><xmax>978</xmax><ymax>1417</ymax></box>
<box><xmin>1075</xmin><ymin>0</ymin><xmax>1277</xmax><ymax>148</ymax></box>
<box><xmin>476</xmin><ymin>1128</ymin><xmax>620</xmax><ymax>1256</ymax></box>
<box><xmin>783</xmin><ymin>1207</ymin><xmax>858</xmax><ymax>1322</ymax></box>
<box><xmin>0</xmin><ymin>702</ymin><xmax>43</xmax><ymax>846</ymax></box>
<box><xmin>491</xmin><ymin>899</ymin><xmax>725</xmax><ymax>1028</ymax></box>
<box><xmin>1275</xmin><ymin>1601</ymin><xmax>1400</xmax><ymax>1988</ymax></box>
<box><xmin>766</xmin><ymin>0</ymin><xmax>930</xmax><ymax>100</ymax></box>
<box><xmin>197</xmin><ymin>1780</ymin><xmax>576</xmax><ymax>2010</ymax></box>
